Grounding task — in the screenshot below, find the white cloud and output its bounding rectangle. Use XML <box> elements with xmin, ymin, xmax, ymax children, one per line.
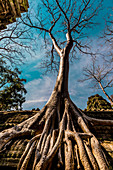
<box><xmin>25</xmin><ymin>99</ymin><xmax>47</xmax><ymax>104</ymax></box>
<box><xmin>23</xmin><ymin>75</ymin><xmax>56</xmax><ymax>110</ymax></box>
<box><xmin>23</xmin><ymin>57</ymin><xmax>94</xmax><ymax>110</ymax></box>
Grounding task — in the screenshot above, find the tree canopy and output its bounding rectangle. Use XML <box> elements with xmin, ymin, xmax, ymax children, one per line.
<box><xmin>0</xmin><ymin>59</ymin><xmax>27</xmax><ymax>110</ymax></box>
<box><xmin>21</xmin><ymin>0</ymin><xmax>104</xmax><ymax>72</ymax></box>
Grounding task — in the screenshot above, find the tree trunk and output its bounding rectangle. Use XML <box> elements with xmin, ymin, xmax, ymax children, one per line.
<box><xmin>99</xmin><ymin>81</ymin><xmax>113</xmax><ymax>106</ymax></box>
<box><xmin>0</xmin><ymin>32</ymin><xmax>113</xmax><ymax>169</ymax></box>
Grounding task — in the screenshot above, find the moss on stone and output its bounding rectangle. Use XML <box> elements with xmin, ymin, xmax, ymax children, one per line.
<box><xmin>0</xmin><ymin>0</ymin><xmax>29</xmax><ymax>30</ymax></box>
<box><xmin>0</xmin><ymin>110</ymin><xmax>37</xmax><ymax>132</ymax></box>
<box><xmin>86</xmin><ymin>94</ymin><xmax>112</xmax><ymax>111</ymax></box>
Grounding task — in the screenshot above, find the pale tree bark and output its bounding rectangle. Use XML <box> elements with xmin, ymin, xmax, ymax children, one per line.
<box><xmin>99</xmin><ymin>81</ymin><xmax>113</xmax><ymax>105</ymax></box>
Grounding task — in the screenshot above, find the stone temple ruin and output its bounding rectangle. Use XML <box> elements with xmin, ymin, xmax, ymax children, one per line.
<box><xmin>0</xmin><ymin>0</ymin><xmax>29</xmax><ymax>30</ymax></box>
<box><xmin>0</xmin><ymin>110</ymin><xmax>113</xmax><ymax>169</ymax></box>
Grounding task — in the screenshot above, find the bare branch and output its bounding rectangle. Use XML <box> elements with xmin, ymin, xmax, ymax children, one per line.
<box><xmin>80</xmin><ymin>54</ymin><xmax>113</xmax><ymax>104</ymax></box>
<box><xmin>49</xmin><ymin>32</ymin><xmax>61</xmax><ymax>55</ymax></box>
<box><xmin>21</xmin><ymin>17</ymin><xmax>49</xmax><ymax>33</ymax></box>
<box><xmin>55</xmin><ymin>0</ymin><xmax>70</xmax><ymax>31</ymax></box>
<box><xmin>49</xmin><ymin>14</ymin><xmax>61</xmax><ymax>32</ymax></box>
<box><xmin>70</xmin><ymin>0</ymin><xmax>90</xmax><ymax>32</ymax></box>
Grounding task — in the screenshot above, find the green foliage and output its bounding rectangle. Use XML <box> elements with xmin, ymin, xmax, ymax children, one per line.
<box><xmin>0</xmin><ymin>59</ymin><xmax>27</xmax><ymax>111</ymax></box>
<box><xmin>86</xmin><ymin>94</ymin><xmax>112</xmax><ymax>111</ymax></box>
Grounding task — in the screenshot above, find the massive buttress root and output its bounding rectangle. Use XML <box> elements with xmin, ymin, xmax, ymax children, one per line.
<box><xmin>0</xmin><ymin>95</ymin><xmax>112</xmax><ymax>170</ymax></box>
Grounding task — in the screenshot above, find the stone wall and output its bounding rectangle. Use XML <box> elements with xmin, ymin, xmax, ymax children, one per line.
<box><xmin>0</xmin><ymin>110</ymin><xmax>37</xmax><ymax>169</ymax></box>
<box><xmin>0</xmin><ymin>110</ymin><xmax>37</xmax><ymax>132</ymax></box>
<box><xmin>84</xmin><ymin>111</ymin><xmax>113</xmax><ymax>140</ymax></box>
<box><xmin>0</xmin><ymin>110</ymin><xmax>113</xmax><ymax>169</ymax></box>
<box><xmin>84</xmin><ymin>111</ymin><xmax>113</xmax><ymax>168</ymax></box>
<box><xmin>0</xmin><ymin>0</ymin><xmax>29</xmax><ymax>30</ymax></box>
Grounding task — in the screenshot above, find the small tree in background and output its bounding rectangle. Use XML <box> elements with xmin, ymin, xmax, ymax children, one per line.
<box><xmin>0</xmin><ymin>59</ymin><xmax>27</xmax><ymax>110</ymax></box>
<box><xmin>80</xmin><ymin>11</ymin><xmax>113</xmax><ymax>106</ymax></box>
<box><xmin>81</xmin><ymin>56</ymin><xmax>113</xmax><ymax>105</ymax></box>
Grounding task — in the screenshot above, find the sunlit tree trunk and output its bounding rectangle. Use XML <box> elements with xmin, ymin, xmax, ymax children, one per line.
<box><xmin>99</xmin><ymin>81</ymin><xmax>113</xmax><ymax>105</ymax></box>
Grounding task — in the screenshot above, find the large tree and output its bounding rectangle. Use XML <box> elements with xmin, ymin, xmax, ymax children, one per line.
<box><xmin>0</xmin><ymin>0</ymin><xmax>113</xmax><ymax>169</ymax></box>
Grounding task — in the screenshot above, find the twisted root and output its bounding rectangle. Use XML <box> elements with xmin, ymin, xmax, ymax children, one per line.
<box><xmin>0</xmin><ymin>97</ymin><xmax>112</xmax><ymax>170</ymax></box>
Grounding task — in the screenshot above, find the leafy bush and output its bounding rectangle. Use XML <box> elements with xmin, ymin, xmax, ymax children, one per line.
<box><xmin>86</xmin><ymin>94</ymin><xmax>112</xmax><ymax>111</ymax></box>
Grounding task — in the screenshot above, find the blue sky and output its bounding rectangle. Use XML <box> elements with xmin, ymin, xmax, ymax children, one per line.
<box><xmin>18</xmin><ymin>0</ymin><xmax>113</xmax><ymax>110</ymax></box>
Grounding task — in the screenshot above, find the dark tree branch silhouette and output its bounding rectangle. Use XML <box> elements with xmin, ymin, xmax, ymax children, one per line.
<box><xmin>0</xmin><ymin>18</ymin><xmax>34</xmax><ymax>65</ymax></box>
